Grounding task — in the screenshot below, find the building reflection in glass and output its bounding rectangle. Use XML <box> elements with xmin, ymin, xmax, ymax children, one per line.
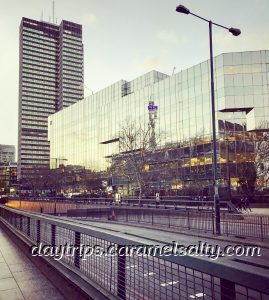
<box><xmin>48</xmin><ymin>50</ymin><xmax>269</xmax><ymax>193</ymax></box>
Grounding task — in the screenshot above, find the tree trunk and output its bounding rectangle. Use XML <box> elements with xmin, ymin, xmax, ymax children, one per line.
<box><xmin>138</xmin><ymin>184</ymin><xmax>142</xmax><ymax>206</ymax></box>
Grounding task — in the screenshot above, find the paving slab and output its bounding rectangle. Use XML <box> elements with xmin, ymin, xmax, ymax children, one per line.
<box><xmin>0</xmin><ymin>226</ymin><xmax>65</xmax><ymax>300</ymax></box>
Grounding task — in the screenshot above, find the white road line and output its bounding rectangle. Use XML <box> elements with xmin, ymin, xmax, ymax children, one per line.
<box><xmin>126</xmin><ymin>264</ymin><xmax>137</xmax><ymax>269</ymax></box>
<box><xmin>160</xmin><ymin>281</ymin><xmax>179</xmax><ymax>287</ymax></box>
<box><xmin>189</xmin><ymin>292</ymin><xmax>206</xmax><ymax>298</ymax></box>
<box><xmin>143</xmin><ymin>272</ymin><xmax>155</xmax><ymax>277</ymax></box>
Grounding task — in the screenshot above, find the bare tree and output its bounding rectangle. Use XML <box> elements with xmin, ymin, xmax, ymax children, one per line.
<box><xmin>21</xmin><ymin>168</ymin><xmax>49</xmax><ymax>196</ymax></box>
<box><xmin>110</xmin><ymin>120</ymin><xmax>160</xmax><ymax>204</ymax></box>
<box><xmin>254</xmin><ymin>122</ymin><xmax>269</xmax><ymax>190</ymax></box>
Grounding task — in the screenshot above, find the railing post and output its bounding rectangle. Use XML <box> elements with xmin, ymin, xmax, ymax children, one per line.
<box><xmin>226</xmin><ymin>215</ymin><xmax>229</xmax><ymax>237</ymax></box>
<box><xmin>27</xmin><ymin>217</ymin><xmax>30</xmax><ymax>237</ymax></box>
<box><xmin>168</xmin><ymin>211</ymin><xmax>171</xmax><ymax>228</ymax></box>
<box><xmin>117</xmin><ymin>245</ymin><xmax>126</xmax><ymax>300</ymax></box>
<box><xmin>260</xmin><ymin>216</ymin><xmax>264</xmax><ymax>241</ymax></box>
<box><xmin>37</xmin><ymin>220</ymin><xmax>41</xmax><ymax>243</ymax></box>
<box><xmin>212</xmin><ymin>211</ymin><xmax>215</xmax><ymax>234</ymax></box>
<box><xmin>19</xmin><ymin>216</ymin><xmax>22</xmax><ymax>231</ymax></box>
<box><xmin>11</xmin><ymin>212</ymin><xmax>14</xmax><ymax>226</ymax></box>
<box><xmin>54</xmin><ymin>201</ymin><xmax>57</xmax><ymax>215</ymax></box>
<box><xmin>187</xmin><ymin>210</ymin><xmax>190</xmax><ymax>230</ymax></box>
<box><xmin>74</xmin><ymin>231</ymin><xmax>81</xmax><ymax>269</ymax></box>
<box><xmin>220</xmin><ymin>278</ymin><xmax>235</xmax><ymax>300</ymax></box>
<box><xmin>51</xmin><ymin>224</ymin><xmax>56</xmax><ymax>247</ymax></box>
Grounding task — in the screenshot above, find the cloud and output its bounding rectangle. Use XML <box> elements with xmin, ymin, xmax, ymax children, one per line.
<box><xmin>130</xmin><ymin>56</ymin><xmax>160</xmax><ymax>72</ymax></box>
<box><xmin>213</xmin><ymin>30</ymin><xmax>269</xmax><ymax>54</ymax></box>
<box><xmin>156</xmin><ymin>29</ymin><xmax>178</xmax><ymax>43</ymax></box>
<box><xmin>82</xmin><ymin>13</ymin><xmax>97</xmax><ymax>27</ymax></box>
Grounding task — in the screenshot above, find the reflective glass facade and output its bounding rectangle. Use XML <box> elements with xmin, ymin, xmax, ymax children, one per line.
<box><xmin>18</xmin><ymin>18</ymin><xmax>84</xmax><ymax>180</ymax></box>
<box><xmin>48</xmin><ymin>50</ymin><xmax>269</xmax><ymax>187</ymax></box>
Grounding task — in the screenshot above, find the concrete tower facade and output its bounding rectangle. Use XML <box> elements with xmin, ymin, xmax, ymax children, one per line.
<box><xmin>18</xmin><ymin>17</ymin><xmax>84</xmax><ymax>181</ymax></box>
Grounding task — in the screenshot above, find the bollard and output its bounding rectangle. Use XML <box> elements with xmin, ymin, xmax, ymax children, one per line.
<box><xmin>111</xmin><ymin>210</ymin><xmax>116</xmax><ymax>221</ymax></box>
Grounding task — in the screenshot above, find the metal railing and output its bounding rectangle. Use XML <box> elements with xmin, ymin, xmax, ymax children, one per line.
<box><xmin>69</xmin><ymin>207</ymin><xmax>216</xmax><ymax>233</ymax></box>
<box><xmin>5</xmin><ymin>198</ymin><xmax>269</xmax><ymax>241</ymax></box>
<box><xmin>0</xmin><ymin>205</ymin><xmax>268</xmax><ymax>299</ymax></box>
<box><xmin>67</xmin><ymin>207</ymin><xmax>269</xmax><ymax>242</ymax></box>
<box><xmin>5</xmin><ymin>197</ymin><xmax>231</xmax><ymax>215</ymax></box>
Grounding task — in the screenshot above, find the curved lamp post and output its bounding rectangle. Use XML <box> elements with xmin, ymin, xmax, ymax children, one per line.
<box><xmin>176</xmin><ymin>4</ymin><xmax>241</xmax><ymax>235</ymax></box>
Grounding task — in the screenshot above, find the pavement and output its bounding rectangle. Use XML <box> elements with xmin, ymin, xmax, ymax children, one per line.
<box><xmin>248</xmin><ymin>208</ymin><xmax>269</xmax><ymax>215</ymax></box>
<box><xmin>1</xmin><ymin>207</ymin><xmax>269</xmax><ymax>299</ymax></box>
<box><xmin>0</xmin><ymin>226</ymin><xmax>65</xmax><ymax>300</ymax></box>
<box><xmin>62</xmin><ymin>217</ymin><xmax>269</xmax><ymax>298</ymax></box>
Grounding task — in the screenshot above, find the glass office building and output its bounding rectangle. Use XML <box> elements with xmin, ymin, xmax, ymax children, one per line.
<box><xmin>48</xmin><ymin>50</ymin><xmax>269</xmax><ymax>192</ymax></box>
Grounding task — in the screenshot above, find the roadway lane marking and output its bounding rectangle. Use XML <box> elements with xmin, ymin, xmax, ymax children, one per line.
<box><xmin>189</xmin><ymin>292</ymin><xmax>206</xmax><ymax>298</ymax></box>
<box><xmin>160</xmin><ymin>281</ymin><xmax>179</xmax><ymax>287</ymax></box>
<box><xmin>126</xmin><ymin>264</ymin><xmax>137</xmax><ymax>269</ymax></box>
<box><xmin>143</xmin><ymin>272</ymin><xmax>155</xmax><ymax>277</ymax></box>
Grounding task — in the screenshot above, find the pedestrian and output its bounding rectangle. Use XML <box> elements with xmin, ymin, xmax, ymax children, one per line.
<box><xmin>155</xmin><ymin>192</ymin><xmax>160</xmax><ymax>206</ymax></box>
<box><xmin>244</xmin><ymin>196</ymin><xmax>252</xmax><ymax>212</ymax></box>
<box><xmin>240</xmin><ymin>196</ymin><xmax>247</xmax><ymax>212</ymax></box>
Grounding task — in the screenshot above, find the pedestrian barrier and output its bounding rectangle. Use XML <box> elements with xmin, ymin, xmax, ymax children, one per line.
<box><xmin>0</xmin><ymin>205</ymin><xmax>268</xmax><ymax>300</ymax></box>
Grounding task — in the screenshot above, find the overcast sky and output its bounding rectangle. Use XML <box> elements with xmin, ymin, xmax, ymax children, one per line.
<box><xmin>0</xmin><ymin>0</ymin><xmax>269</xmax><ymax>152</ymax></box>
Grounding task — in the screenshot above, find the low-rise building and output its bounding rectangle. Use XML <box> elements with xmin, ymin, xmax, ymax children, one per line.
<box><xmin>0</xmin><ymin>162</ymin><xmax>17</xmax><ymax>194</ymax></box>
<box><xmin>0</xmin><ymin>145</ymin><xmax>15</xmax><ymax>163</ymax></box>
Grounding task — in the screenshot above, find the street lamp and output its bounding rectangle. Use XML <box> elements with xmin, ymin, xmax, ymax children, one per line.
<box><xmin>51</xmin><ymin>157</ymin><xmax>68</xmax><ymax>169</ymax></box>
<box><xmin>220</xmin><ymin>136</ymin><xmax>232</xmax><ymax>202</ymax></box>
<box><xmin>176</xmin><ymin>4</ymin><xmax>241</xmax><ymax>235</ymax></box>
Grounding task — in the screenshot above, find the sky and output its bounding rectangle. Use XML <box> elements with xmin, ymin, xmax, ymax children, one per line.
<box><xmin>0</xmin><ymin>0</ymin><xmax>269</xmax><ymax>153</ymax></box>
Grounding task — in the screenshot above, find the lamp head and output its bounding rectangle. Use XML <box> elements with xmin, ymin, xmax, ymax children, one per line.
<box><xmin>175</xmin><ymin>5</ymin><xmax>190</xmax><ymax>14</ymax></box>
<box><xmin>229</xmin><ymin>27</ymin><xmax>241</xmax><ymax>36</ymax></box>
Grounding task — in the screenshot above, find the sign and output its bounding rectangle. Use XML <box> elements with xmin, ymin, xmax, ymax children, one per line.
<box><xmin>148</xmin><ymin>104</ymin><xmax>158</xmax><ymax>111</ymax></box>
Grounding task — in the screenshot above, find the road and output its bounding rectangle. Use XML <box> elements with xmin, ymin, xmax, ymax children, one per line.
<box><xmin>8</xmin><ymin>208</ymin><xmax>269</xmax><ymax>299</ymax></box>
<box><xmin>53</xmin><ymin>217</ymin><xmax>269</xmax><ymax>300</ymax></box>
